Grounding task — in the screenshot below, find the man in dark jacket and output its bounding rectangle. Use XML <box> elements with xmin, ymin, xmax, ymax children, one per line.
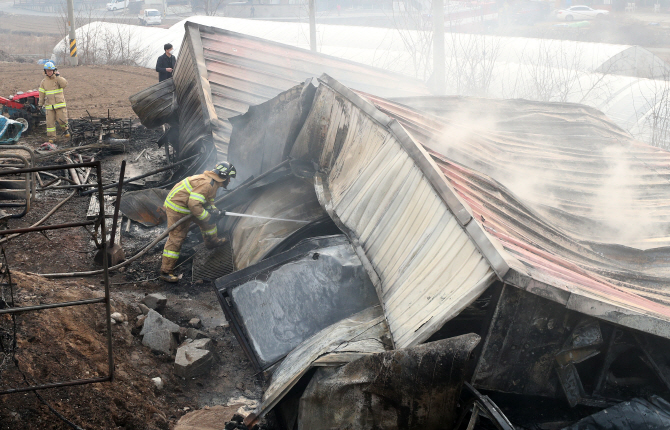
<box><xmin>156</xmin><ymin>43</ymin><xmax>176</xmax><ymax>82</ymax></box>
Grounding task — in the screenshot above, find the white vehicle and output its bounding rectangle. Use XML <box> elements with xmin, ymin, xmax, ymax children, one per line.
<box><xmin>106</xmin><ymin>0</ymin><xmax>128</xmax><ymax>11</ymax></box>
<box><xmin>138</xmin><ymin>9</ymin><xmax>162</xmax><ymax>25</ymax></box>
<box><xmin>556</xmin><ymin>5</ymin><xmax>609</xmax><ymax>21</ymax></box>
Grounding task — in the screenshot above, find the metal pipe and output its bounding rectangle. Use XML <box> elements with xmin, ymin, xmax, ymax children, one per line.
<box><xmin>0</xmin><ymin>297</ymin><xmax>105</xmax><ymax>315</ymax></box>
<box><xmin>0</xmin><ymin>162</ymin><xmax>99</xmax><ymax>176</ymax></box>
<box><xmin>97</xmin><ymin>162</ymin><xmax>114</xmax><ymax>383</ymax></box>
<box><xmin>0</xmin><ymin>377</ymin><xmax>111</xmax><ymax>395</ymax></box>
<box><xmin>0</xmin><ymin>221</ymin><xmax>94</xmax><ymax>236</ymax></box>
<box><xmin>110</xmin><ymin>160</ymin><xmax>125</xmax><ymax>247</ymax></box>
<box><xmin>80</xmin><ymin>153</ymin><xmax>199</xmax><ymax>196</ymax></box>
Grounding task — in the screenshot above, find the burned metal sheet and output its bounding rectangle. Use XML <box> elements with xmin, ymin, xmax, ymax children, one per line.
<box><xmin>227</xmin><ymin>81</ymin><xmax>317</xmax><ymax>187</ymax></box>
<box><xmin>472</xmin><ymin>284</ymin><xmax>670</xmax><ymax>405</ymax></box>
<box><xmin>289</xmin><ymin>75</ymin><xmax>504</xmax><ymax>349</ymax></box>
<box><xmin>129</xmin><ymin>77</ymin><xmax>177</xmax><ymax>129</ymax></box>
<box><xmin>215</xmin><ymin>235</ymin><xmax>379</xmax><ymax>370</ymax></box>
<box><xmin>562</xmin><ymin>396</ymin><xmax>670</xmax><ymax>430</ymax></box>
<box><xmin>118</xmin><ymin>188</ymin><xmax>168</xmax><ymax>227</ymax></box>
<box><xmin>297</xmin><ymin>334</ymin><xmax>480</xmax><ymax>430</ymax></box>
<box><xmin>221</xmin><ymin>175</ymin><xmax>327</xmax><ymax>270</ymax></box>
<box><xmin>248</xmin><ymin>306</ymin><xmax>389</xmax><ymax>424</ymax></box>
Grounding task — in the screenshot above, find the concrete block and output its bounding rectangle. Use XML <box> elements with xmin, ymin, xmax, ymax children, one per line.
<box><xmin>143</xmin><ymin>293</ymin><xmax>167</xmax><ymax>312</ymax></box>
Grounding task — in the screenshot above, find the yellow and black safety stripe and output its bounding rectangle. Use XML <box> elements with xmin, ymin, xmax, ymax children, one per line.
<box><xmin>44</xmin><ymin>102</ymin><xmax>66</xmax><ymax>110</ymax></box>
<box><xmin>203</xmin><ymin>226</ymin><xmax>217</xmax><ymax>236</ymax></box>
<box><xmin>164</xmin><ymin>177</ymin><xmax>209</xmax><ymax>221</ymax></box>
<box><xmin>70</xmin><ymin>39</ymin><xmax>77</xmax><ymax>57</ymax></box>
<box><xmin>162</xmin><ymin>249</ymin><xmax>179</xmax><ymax>259</ymax></box>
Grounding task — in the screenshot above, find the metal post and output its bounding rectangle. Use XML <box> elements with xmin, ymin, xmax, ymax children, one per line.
<box><xmin>309</xmin><ymin>0</ymin><xmax>316</xmax><ymax>52</ymax></box>
<box><xmin>96</xmin><ymin>162</ymin><xmax>114</xmax><ymax>382</ymax></box>
<box><xmin>67</xmin><ymin>0</ymin><xmax>78</xmax><ymax>66</ymax></box>
<box><xmin>432</xmin><ymin>0</ymin><xmax>445</xmax><ymax>94</ymax></box>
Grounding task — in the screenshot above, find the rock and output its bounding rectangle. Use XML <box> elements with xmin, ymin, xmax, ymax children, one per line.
<box><xmin>143</xmin><ymin>293</ymin><xmax>167</xmax><ymax>312</ymax></box>
<box><xmin>135</xmin><ymin>315</ymin><xmax>147</xmax><ymax>328</ymax></box>
<box><xmin>225</xmin><ymin>397</ymin><xmax>258</xmax><ymax>418</ymax></box>
<box><xmin>174</xmin><ymin>346</ymin><xmax>213</xmax><ymax>378</ymax></box>
<box><xmin>174</xmin><ymin>336</ymin><xmax>214</xmax><ymax>378</ymax></box>
<box><xmin>138</xmin><ymin>303</ymin><xmax>150</xmax><ymax>315</ymax></box>
<box><xmin>244</xmin><ymin>389</ymin><xmax>253</xmax><ymax>397</ymax></box>
<box><xmin>188</xmin><ymin>318</ymin><xmax>202</xmax><ymax>329</ymax></box>
<box><xmin>111</xmin><ymin>312</ymin><xmax>126</xmax><ymax>323</ymax></box>
<box><xmin>151</xmin><ymin>377</ymin><xmax>164</xmax><ymax>390</ymax></box>
<box><xmin>235</xmin><ymin>382</ymin><xmax>245</xmax><ymax>391</ymax></box>
<box><xmin>141</xmin><ymin>310</ymin><xmax>180</xmax><ymax>355</ymax></box>
<box><xmin>179</xmin><ymin>327</ymin><xmax>188</xmax><ymax>343</ymax></box>
<box><xmin>186</xmin><ymin>328</ymin><xmax>208</xmax><ymax>340</ymax></box>
<box><xmin>174</xmin><ymin>405</ymin><xmax>249</xmax><ymax>430</ymax></box>
<box><xmin>190</xmin><ymin>338</ymin><xmax>213</xmax><ymax>351</ymax></box>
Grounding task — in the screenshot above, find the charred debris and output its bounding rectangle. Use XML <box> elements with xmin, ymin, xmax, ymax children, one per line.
<box><xmin>124</xmin><ymin>21</ymin><xmax>670</xmax><ymax>428</ymax></box>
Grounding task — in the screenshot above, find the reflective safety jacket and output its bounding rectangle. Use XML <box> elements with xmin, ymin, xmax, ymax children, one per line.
<box><xmin>164</xmin><ymin>171</ymin><xmax>226</xmax><ymax>224</ymax></box>
<box><xmin>38</xmin><ymin>75</ymin><xmax>68</xmax><ymax>110</ymax></box>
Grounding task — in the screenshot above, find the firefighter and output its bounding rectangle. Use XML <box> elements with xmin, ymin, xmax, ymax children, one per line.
<box><xmin>38</xmin><ymin>62</ymin><xmax>69</xmax><ymax>142</ymax></box>
<box><xmin>159</xmin><ymin>162</ymin><xmax>237</xmax><ymax>283</ymax></box>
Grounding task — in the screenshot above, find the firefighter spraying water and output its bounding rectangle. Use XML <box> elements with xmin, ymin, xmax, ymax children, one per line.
<box><xmin>159</xmin><ymin>162</ymin><xmax>236</xmax><ymax>283</ymax></box>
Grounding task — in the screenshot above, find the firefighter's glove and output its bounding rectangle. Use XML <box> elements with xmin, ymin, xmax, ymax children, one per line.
<box><xmin>210</xmin><ymin>209</ymin><xmax>225</xmax><ymax>220</ymax></box>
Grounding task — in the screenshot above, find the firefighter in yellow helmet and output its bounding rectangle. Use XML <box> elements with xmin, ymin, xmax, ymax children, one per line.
<box><xmin>38</xmin><ymin>62</ymin><xmax>70</xmax><ymax>142</ymax></box>
<box><xmin>159</xmin><ymin>162</ymin><xmax>236</xmax><ymax>283</ymax></box>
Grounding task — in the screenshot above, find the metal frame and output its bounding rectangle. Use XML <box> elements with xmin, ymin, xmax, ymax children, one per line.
<box><xmin>0</xmin><ymin>153</ymin><xmax>32</xmax><ymax>217</ymax></box>
<box><xmin>0</xmin><ymin>160</ymin><xmax>113</xmax><ymax>395</ymax></box>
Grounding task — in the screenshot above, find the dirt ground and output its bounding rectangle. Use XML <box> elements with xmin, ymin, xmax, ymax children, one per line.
<box><xmin>0</xmin><ymin>62</ymin><xmax>261</xmax><ymax>429</ymax></box>
<box><xmin>0</xmin><ymin>63</ymin><xmax>158</xmax><ymax>119</ymax></box>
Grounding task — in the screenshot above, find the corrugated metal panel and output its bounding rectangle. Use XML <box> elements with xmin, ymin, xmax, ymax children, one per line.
<box><xmin>253</xmin><ymin>306</ymin><xmax>388</xmax><ymax>422</ymax></box>
<box><xmin>367</xmin><ymin>94</ymin><xmax>670</xmax><ymax>339</ymax></box>
<box><xmin>193</xmin><ymin>22</ymin><xmax>431</xmax><ymax>157</ymax></box>
<box><xmin>172</xmin><ymin>27</ymin><xmax>211</xmax><ymax>158</ymax></box>
<box><xmin>291</xmin><ymin>77</ymin><xmax>504</xmax><ymax>349</ymax></box>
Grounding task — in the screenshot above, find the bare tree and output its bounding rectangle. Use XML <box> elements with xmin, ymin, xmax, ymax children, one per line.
<box><xmin>639</xmin><ymin>75</ymin><xmax>670</xmax><ymax>150</ymax></box>
<box><xmin>201</xmin><ymin>0</ymin><xmax>227</xmax><ymax>16</ymax></box>
<box><xmin>443</xmin><ymin>33</ymin><xmax>502</xmax><ymax>97</ymax></box>
<box><xmin>388</xmin><ymin>1</ymin><xmax>433</xmax><ymax>82</ymax></box>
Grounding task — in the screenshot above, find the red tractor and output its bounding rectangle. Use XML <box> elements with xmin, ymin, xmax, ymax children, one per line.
<box><xmin>0</xmin><ymin>90</ymin><xmax>45</xmax><ymax>134</ymax></box>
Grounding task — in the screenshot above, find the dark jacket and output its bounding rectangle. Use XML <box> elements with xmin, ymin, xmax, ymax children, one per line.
<box><xmin>156</xmin><ymin>53</ymin><xmax>176</xmax><ymax>82</ymax></box>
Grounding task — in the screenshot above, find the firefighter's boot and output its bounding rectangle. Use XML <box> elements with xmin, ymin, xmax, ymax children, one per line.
<box><xmin>204</xmin><ymin>236</ymin><xmax>227</xmax><ymax>250</ymax></box>
<box><xmin>159</xmin><ymin>270</ymin><xmax>179</xmax><ymax>283</ymax></box>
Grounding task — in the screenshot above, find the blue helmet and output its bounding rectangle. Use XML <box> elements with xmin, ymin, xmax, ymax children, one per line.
<box><xmin>43</xmin><ymin>61</ymin><xmax>57</xmax><ymax>71</ymax></box>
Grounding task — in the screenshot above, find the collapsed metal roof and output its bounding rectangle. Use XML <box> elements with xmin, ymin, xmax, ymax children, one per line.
<box><xmin>214</xmin><ymin>74</ymin><xmax>670</xmax><ymax>345</ymax></box>
<box><xmin>161</xmin><ymin>22</ymin><xmax>431</xmax><ymax>162</ymax></box>
<box><xmin>289</xmin><ymin>76</ymin><xmax>505</xmax><ymax>348</ymax></box>
<box><xmin>362</xmin><ymin>94</ymin><xmax>670</xmax><ymax>338</ymax></box>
